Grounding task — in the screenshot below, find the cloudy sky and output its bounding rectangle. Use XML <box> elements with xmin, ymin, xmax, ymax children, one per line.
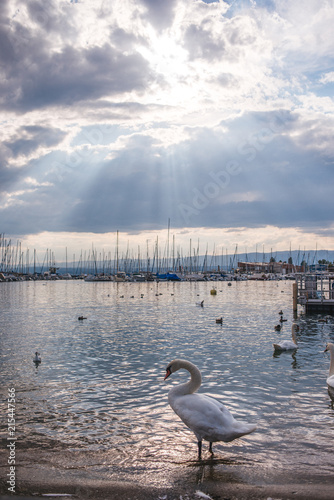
<box><xmin>1</xmin><ymin>0</ymin><xmax>334</xmax><ymax>260</ymax></box>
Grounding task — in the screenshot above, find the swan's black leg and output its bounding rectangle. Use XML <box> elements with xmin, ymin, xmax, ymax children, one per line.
<box><xmin>209</xmin><ymin>442</ymin><xmax>213</xmax><ymax>454</ymax></box>
<box><xmin>197</xmin><ymin>440</ymin><xmax>202</xmax><ymax>459</ymax></box>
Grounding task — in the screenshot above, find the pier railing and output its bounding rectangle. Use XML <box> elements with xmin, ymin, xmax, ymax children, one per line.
<box><xmin>295</xmin><ymin>274</ymin><xmax>334</xmax><ymax>313</ymax></box>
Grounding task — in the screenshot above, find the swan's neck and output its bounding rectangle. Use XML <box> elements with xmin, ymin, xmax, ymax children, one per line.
<box><xmin>329</xmin><ymin>349</ymin><xmax>334</xmax><ymax>378</ymax></box>
<box><xmin>170</xmin><ymin>361</ymin><xmax>202</xmax><ymax>397</ymax></box>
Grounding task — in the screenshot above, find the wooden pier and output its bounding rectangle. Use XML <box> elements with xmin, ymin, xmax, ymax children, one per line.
<box><xmin>295</xmin><ymin>274</ymin><xmax>334</xmax><ymax>314</ymax></box>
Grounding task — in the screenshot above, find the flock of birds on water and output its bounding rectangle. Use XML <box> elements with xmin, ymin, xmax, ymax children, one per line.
<box><xmin>32</xmin><ymin>292</ymin><xmax>334</xmax><ymax>460</ymax></box>
<box><xmin>162</xmin><ymin>307</ymin><xmax>334</xmax><ymax>458</ymax></box>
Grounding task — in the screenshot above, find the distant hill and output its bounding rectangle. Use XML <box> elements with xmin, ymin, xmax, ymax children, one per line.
<box><xmin>51</xmin><ymin>249</ymin><xmax>334</xmax><ymax>275</ymax></box>
<box><xmin>235</xmin><ymin>249</ymin><xmax>334</xmax><ymax>266</ymax></box>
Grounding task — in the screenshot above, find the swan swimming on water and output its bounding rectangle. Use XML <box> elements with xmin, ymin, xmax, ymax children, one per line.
<box><xmin>273</xmin><ymin>323</ymin><xmax>299</xmax><ymax>352</ymax></box>
<box><xmin>164</xmin><ymin>359</ymin><xmax>257</xmax><ymax>459</ymax></box>
<box><xmin>324</xmin><ymin>343</ymin><xmax>334</xmax><ymax>390</ymax></box>
<box><xmin>33</xmin><ymin>352</ymin><xmax>41</xmax><ymax>363</ymax></box>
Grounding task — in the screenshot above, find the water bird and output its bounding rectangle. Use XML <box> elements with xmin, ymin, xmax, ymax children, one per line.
<box><xmin>274</xmin><ymin>324</ymin><xmax>281</xmax><ymax>331</ymax></box>
<box><xmin>279</xmin><ymin>310</ymin><xmax>283</xmax><ymax>315</ymax></box>
<box><xmin>33</xmin><ymin>352</ymin><xmax>41</xmax><ymax>363</ymax></box>
<box><xmin>164</xmin><ymin>359</ymin><xmax>257</xmax><ymax>459</ymax></box>
<box><xmin>78</xmin><ymin>316</ymin><xmax>87</xmax><ymax>320</ymax></box>
<box><xmin>196</xmin><ymin>300</ymin><xmax>204</xmax><ymax>307</ymax></box>
<box><xmin>280</xmin><ymin>317</ymin><xmax>287</xmax><ymax>322</ymax></box>
<box><xmin>216</xmin><ymin>317</ymin><xmax>223</xmax><ymax>324</ymax></box>
<box><xmin>324</xmin><ymin>343</ymin><xmax>334</xmax><ymax>389</ymax></box>
<box><xmin>273</xmin><ymin>323</ymin><xmax>299</xmax><ymax>352</ymax></box>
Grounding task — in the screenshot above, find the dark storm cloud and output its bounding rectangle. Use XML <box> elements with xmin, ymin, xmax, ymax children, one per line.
<box><xmin>4</xmin><ymin>126</ymin><xmax>66</xmax><ymax>158</ymax></box>
<box><xmin>172</xmin><ymin>111</ymin><xmax>334</xmax><ymax>229</ymax></box>
<box><xmin>109</xmin><ymin>27</ymin><xmax>146</xmax><ymax>52</ymax></box>
<box><xmin>183</xmin><ymin>23</ymin><xmax>226</xmax><ymax>61</ymax></box>
<box><xmin>1</xmin><ymin>0</ymin><xmax>334</xmax><ymax>246</ymax></box>
<box><xmin>139</xmin><ymin>0</ymin><xmax>178</xmax><ymax>30</ymax></box>
<box><xmin>0</xmin><ymin>121</ymin><xmax>66</xmax><ymax>203</ymax></box>
<box><xmin>0</xmin><ymin>125</ymin><xmax>66</xmax><ymax>195</ymax></box>
<box><xmin>1</xmin><ymin>43</ymin><xmax>153</xmax><ymax>112</ymax></box>
<box><xmin>25</xmin><ymin>0</ymin><xmax>75</xmax><ymax>35</ymax></box>
<box><xmin>2</xmin><ymin>109</ymin><xmax>332</xmax><ymax>236</ymax></box>
<box><xmin>0</xmin><ymin>0</ymin><xmax>155</xmax><ymax>113</ymax></box>
<box><xmin>63</xmin><ymin>134</ymin><xmax>170</xmax><ymax>232</ymax></box>
<box><xmin>0</xmin><ymin>165</ymin><xmax>21</xmax><ymax>196</ymax></box>
<box><xmin>0</xmin><ymin>0</ymin><xmax>75</xmax><ymax>69</ymax></box>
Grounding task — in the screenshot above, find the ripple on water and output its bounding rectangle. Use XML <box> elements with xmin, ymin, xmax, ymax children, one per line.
<box><xmin>1</xmin><ymin>280</ymin><xmax>334</xmax><ymax>485</ymax></box>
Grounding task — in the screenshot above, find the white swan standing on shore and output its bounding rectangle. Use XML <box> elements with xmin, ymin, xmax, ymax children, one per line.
<box><xmin>273</xmin><ymin>323</ymin><xmax>299</xmax><ymax>352</ymax></box>
<box><xmin>324</xmin><ymin>343</ymin><xmax>334</xmax><ymax>389</ymax></box>
<box><xmin>164</xmin><ymin>359</ymin><xmax>257</xmax><ymax>459</ymax></box>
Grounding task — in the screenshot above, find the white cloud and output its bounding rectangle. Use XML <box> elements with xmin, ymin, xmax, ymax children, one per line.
<box><xmin>24</xmin><ymin>177</ymin><xmax>53</xmax><ymax>187</ymax></box>
<box><xmin>320</xmin><ymin>72</ymin><xmax>334</xmax><ymax>85</ymax></box>
<box><xmin>1</xmin><ymin>0</ymin><xmax>334</xmax><ymax>254</ymax></box>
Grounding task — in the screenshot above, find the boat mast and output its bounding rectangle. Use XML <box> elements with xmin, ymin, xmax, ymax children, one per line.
<box><xmin>167</xmin><ymin>218</ymin><xmax>170</xmax><ymax>272</ymax></box>
<box><xmin>116</xmin><ymin>230</ymin><xmax>119</xmax><ymax>273</ymax></box>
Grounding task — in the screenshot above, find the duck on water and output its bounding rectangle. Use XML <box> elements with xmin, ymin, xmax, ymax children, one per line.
<box><xmin>33</xmin><ymin>352</ymin><xmax>41</xmax><ymax>364</ymax></box>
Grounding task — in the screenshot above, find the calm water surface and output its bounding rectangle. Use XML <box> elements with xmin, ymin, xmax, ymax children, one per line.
<box><xmin>0</xmin><ymin>280</ymin><xmax>334</xmax><ymax>489</ymax></box>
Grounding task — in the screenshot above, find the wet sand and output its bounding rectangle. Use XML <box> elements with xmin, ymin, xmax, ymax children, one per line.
<box><xmin>1</xmin><ymin>457</ymin><xmax>334</xmax><ymax>500</ymax></box>
<box><xmin>1</xmin><ymin>479</ymin><xmax>334</xmax><ymax>500</ymax></box>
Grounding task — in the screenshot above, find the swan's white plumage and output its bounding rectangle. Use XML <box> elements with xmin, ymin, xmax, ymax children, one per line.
<box><xmin>273</xmin><ymin>323</ymin><xmax>298</xmax><ymax>352</ymax></box>
<box><xmin>164</xmin><ymin>359</ymin><xmax>256</xmax><ymax>457</ymax></box>
<box><xmin>324</xmin><ymin>343</ymin><xmax>334</xmax><ymax>389</ymax></box>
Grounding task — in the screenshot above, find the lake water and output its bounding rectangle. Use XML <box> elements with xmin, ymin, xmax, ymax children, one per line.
<box><xmin>0</xmin><ymin>280</ymin><xmax>334</xmax><ymax>492</ymax></box>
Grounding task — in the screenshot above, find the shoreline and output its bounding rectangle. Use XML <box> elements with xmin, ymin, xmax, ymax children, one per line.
<box><xmin>1</xmin><ymin>465</ymin><xmax>334</xmax><ymax>500</ymax></box>
<box><xmin>1</xmin><ymin>480</ymin><xmax>334</xmax><ymax>500</ymax></box>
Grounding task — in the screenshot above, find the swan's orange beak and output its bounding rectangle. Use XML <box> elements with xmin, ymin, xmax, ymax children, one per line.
<box><xmin>324</xmin><ymin>345</ymin><xmax>329</xmax><ymax>352</ymax></box>
<box><xmin>164</xmin><ymin>368</ymin><xmax>171</xmax><ymax>380</ymax></box>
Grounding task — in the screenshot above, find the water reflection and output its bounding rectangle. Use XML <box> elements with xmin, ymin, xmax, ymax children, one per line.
<box><xmin>0</xmin><ymin>280</ymin><xmax>334</xmax><ymax>486</ymax></box>
<box><xmin>290</xmin><ymin>352</ymin><xmax>299</xmax><ymax>369</ymax></box>
<box><xmin>273</xmin><ymin>350</ymin><xmax>300</xmax><ymax>369</ymax></box>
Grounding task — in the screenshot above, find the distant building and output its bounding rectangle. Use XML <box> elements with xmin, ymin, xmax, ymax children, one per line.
<box><xmin>308</xmin><ymin>263</ymin><xmax>328</xmax><ymax>272</ymax></box>
<box><xmin>237</xmin><ymin>261</ymin><xmax>303</xmax><ymax>274</ymax></box>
